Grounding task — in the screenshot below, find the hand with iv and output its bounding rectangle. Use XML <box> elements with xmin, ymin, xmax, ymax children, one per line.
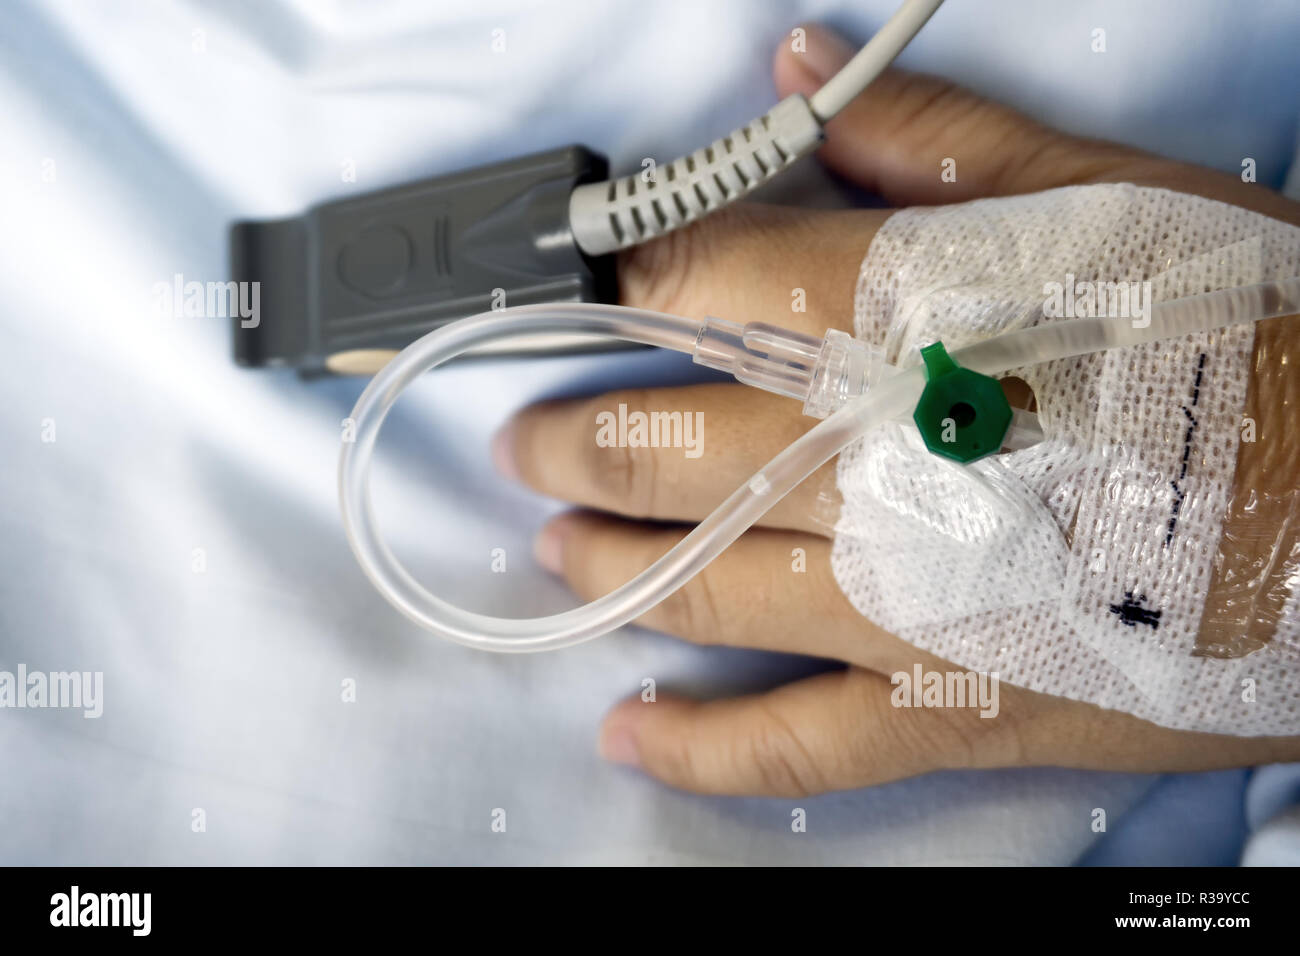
<box><xmin>492</xmin><ymin>25</ymin><xmax>1300</xmax><ymax>795</ymax></box>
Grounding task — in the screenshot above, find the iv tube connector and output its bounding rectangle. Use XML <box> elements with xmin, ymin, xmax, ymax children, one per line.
<box><xmin>692</xmin><ymin>318</ymin><xmax>882</xmax><ymax>419</ymax></box>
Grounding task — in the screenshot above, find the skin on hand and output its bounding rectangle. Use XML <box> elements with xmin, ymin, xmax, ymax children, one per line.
<box><xmin>491</xmin><ymin>24</ymin><xmax>1300</xmax><ymax>797</ymax></box>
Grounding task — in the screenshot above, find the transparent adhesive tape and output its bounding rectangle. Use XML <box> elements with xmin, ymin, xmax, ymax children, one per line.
<box><xmin>839</xmin><ymin>186</ymin><xmax>1300</xmax><ymax>735</ymax></box>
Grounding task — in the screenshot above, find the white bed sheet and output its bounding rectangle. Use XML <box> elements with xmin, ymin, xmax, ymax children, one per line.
<box><xmin>2</xmin><ymin>0</ymin><xmax>1297</xmax><ymax>864</ymax></box>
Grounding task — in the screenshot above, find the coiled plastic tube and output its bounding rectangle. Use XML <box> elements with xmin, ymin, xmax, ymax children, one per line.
<box><xmin>340</xmin><ymin>278</ymin><xmax>1300</xmax><ymax>652</ymax></box>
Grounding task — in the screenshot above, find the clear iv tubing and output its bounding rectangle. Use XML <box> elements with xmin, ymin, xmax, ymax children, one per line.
<box><xmin>340</xmin><ymin>277</ymin><xmax>1300</xmax><ymax>653</ymax></box>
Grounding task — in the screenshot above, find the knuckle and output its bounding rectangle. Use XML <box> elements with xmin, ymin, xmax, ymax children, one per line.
<box><xmin>746</xmin><ymin>702</ymin><xmax>827</xmax><ymax>797</ymax></box>
<box><xmin>860</xmin><ymin>671</ymin><xmax>986</xmax><ymax>773</ymax></box>
<box><xmin>838</xmin><ymin>672</ymin><xmax>941</xmax><ymax>775</ymax></box>
<box><xmin>989</xmin><ymin>129</ymin><xmax>1059</xmax><ymax>194</ymax></box>
<box><xmin>987</xmin><ymin>705</ymin><xmax>1029</xmax><ymax>767</ymax></box>
<box><xmin>964</xmin><ymin>688</ymin><xmax>1033</xmax><ymax>767</ymax></box>
<box><xmin>618</xmin><ymin>205</ymin><xmax>755</xmax><ymax>314</ymax></box>
<box><xmin>584</xmin><ymin>389</ymin><xmax>659</xmax><ymax>515</ymax></box>
<box><xmin>619</xmin><ymin>222</ymin><xmax>699</xmax><ymax>315</ymax></box>
<box><xmin>886</xmin><ymin>72</ymin><xmax>967</xmax><ymax>138</ymax></box>
<box><xmin>652</xmin><ymin>726</ymin><xmax>707</xmax><ymax>791</ymax></box>
<box><xmin>928</xmin><ymin>707</ymin><xmax>985</xmax><ymax>770</ymax></box>
<box><xmin>660</xmin><ymin>561</ymin><xmax>727</xmax><ymax>643</ymax></box>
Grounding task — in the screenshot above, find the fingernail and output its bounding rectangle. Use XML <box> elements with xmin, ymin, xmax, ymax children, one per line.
<box><xmin>598</xmin><ymin>724</ymin><xmax>640</xmax><ymax>767</ymax></box>
<box><xmin>490</xmin><ymin>420</ymin><xmax>518</xmax><ymax>481</ymax></box>
<box><xmin>796</xmin><ymin>24</ymin><xmax>856</xmax><ymax>83</ymax></box>
<box><xmin>533</xmin><ymin>514</ymin><xmax>571</xmax><ymax>575</ymax></box>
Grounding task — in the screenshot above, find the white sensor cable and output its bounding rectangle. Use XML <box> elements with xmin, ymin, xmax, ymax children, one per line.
<box><xmin>568</xmin><ymin>0</ymin><xmax>947</xmax><ymax>256</ymax></box>
<box><xmin>807</xmin><ymin>0</ymin><xmax>944</xmax><ymax>122</ymax></box>
<box><xmin>340</xmin><ymin>277</ymin><xmax>1300</xmax><ymax>653</ymax></box>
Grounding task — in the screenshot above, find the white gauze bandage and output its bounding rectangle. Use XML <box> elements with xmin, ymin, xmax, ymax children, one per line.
<box><xmin>833</xmin><ymin>184</ymin><xmax>1300</xmax><ymax>736</ymax></box>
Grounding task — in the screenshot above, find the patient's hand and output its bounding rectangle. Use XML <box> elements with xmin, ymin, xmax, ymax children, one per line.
<box><xmin>492</xmin><ymin>24</ymin><xmax>1300</xmax><ymax>795</ymax></box>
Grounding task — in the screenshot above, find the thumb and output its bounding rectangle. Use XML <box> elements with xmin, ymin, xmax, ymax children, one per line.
<box><xmin>773</xmin><ymin>23</ymin><xmax>1283</xmax><ymax>218</ymax></box>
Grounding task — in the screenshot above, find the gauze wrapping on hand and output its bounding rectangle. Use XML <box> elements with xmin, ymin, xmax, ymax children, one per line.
<box><xmin>833</xmin><ymin>184</ymin><xmax>1300</xmax><ymax>736</ymax></box>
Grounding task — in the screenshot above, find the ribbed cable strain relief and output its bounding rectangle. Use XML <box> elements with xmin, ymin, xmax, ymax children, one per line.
<box><xmin>569</xmin><ymin>94</ymin><xmax>823</xmax><ymax>256</ymax></box>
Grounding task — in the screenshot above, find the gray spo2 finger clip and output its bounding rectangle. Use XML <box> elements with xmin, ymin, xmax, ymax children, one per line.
<box><xmin>230</xmin><ymin>145</ymin><xmax>617</xmax><ymax>374</ymax></box>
